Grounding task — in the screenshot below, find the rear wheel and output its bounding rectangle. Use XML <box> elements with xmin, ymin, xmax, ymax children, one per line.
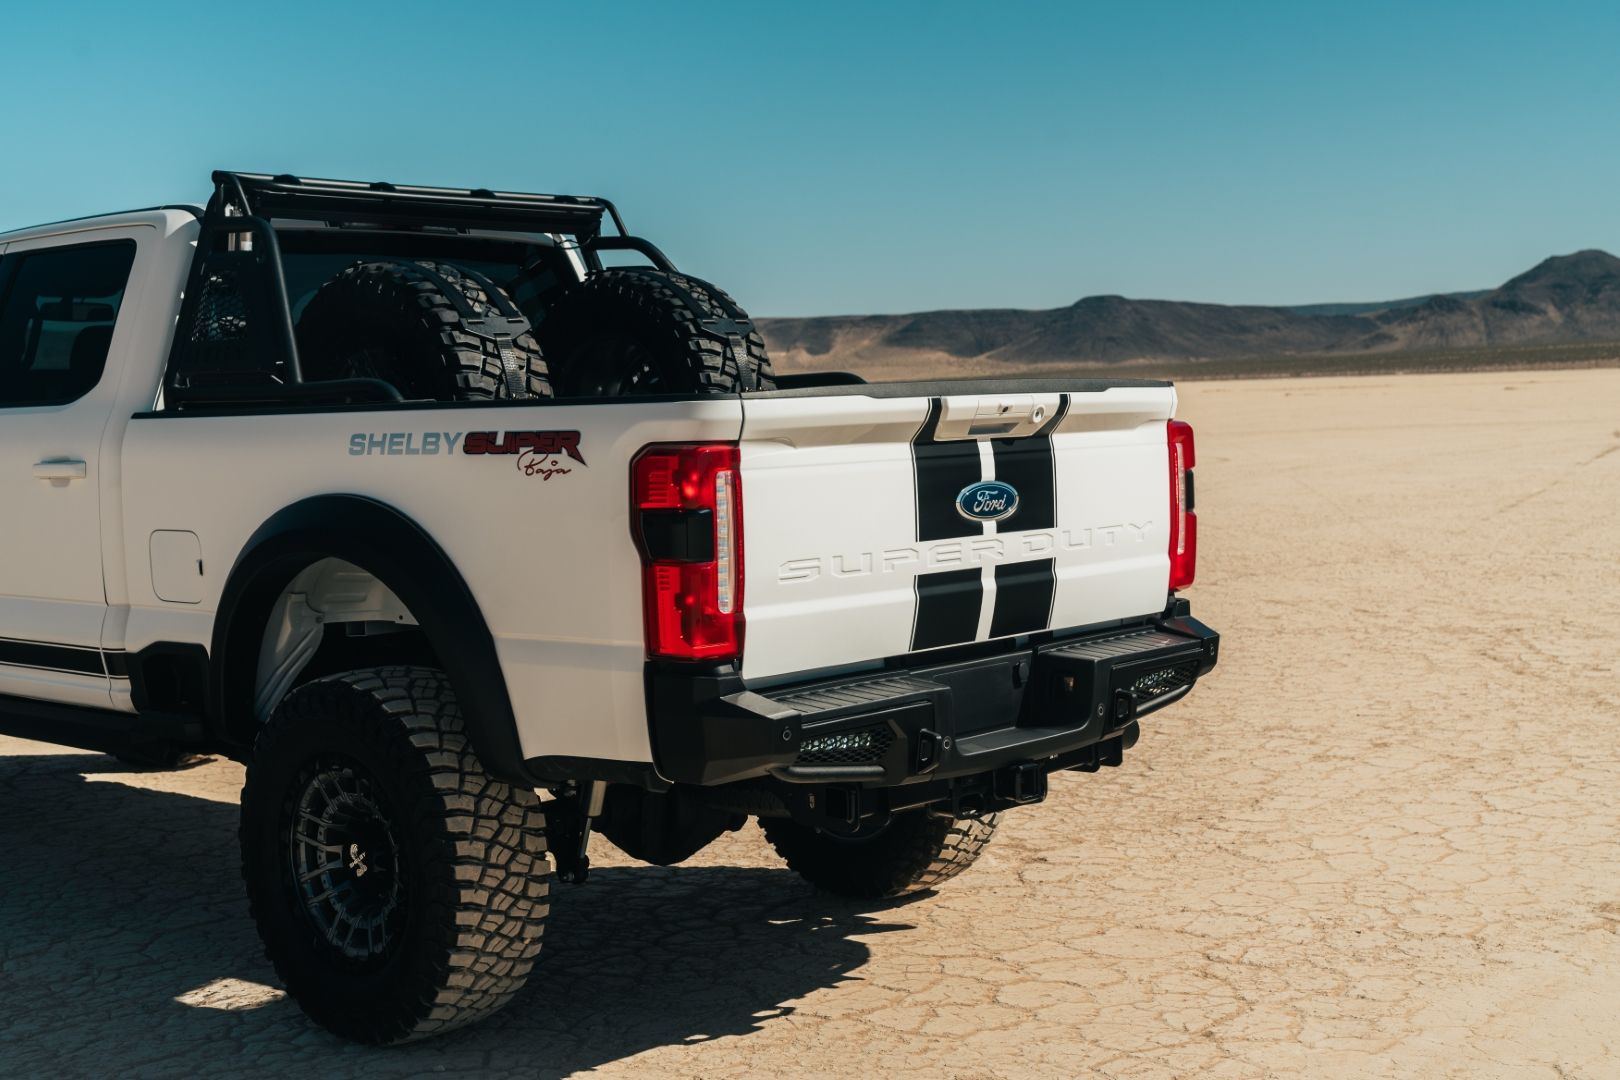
<box><xmin>240</xmin><ymin>666</ymin><xmax>550</xmax><ymax>1044</ymax></box>
<box><xmin>761</xmin><ymin>810</ymin><xmax>999</xmax><ymax>899</ymax></box>
<box><xmin>536</xmin><ymin>267</ymin><xmax>775</xmax><ymax>396</ymax></box>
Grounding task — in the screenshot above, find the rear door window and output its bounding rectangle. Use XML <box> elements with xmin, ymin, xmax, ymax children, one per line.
<box><xmin>0</xmin><ymin>240</ymin><xmax>137</xmax><ymax>407</ymax></box>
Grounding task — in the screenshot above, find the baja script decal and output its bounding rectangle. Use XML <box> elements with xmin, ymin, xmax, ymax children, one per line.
<box><xmin>465</xmin><ymin>430</ymin><xmax>587</xmax><ymax>480</ymax></box>
<box><xmin>515</xmin><ymin>450</ymin><xmax>573</xmax><ymax>481</ymax></box>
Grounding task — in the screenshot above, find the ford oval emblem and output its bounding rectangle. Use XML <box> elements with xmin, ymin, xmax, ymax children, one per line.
<box><xmin>956</xmin><ymin>480</ymin><xmax>1020</xmax><ymax>522</ymax></box>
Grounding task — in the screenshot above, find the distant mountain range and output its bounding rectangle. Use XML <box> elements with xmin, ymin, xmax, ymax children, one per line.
<box><xmin>758</xmin><ymin>250</ymin><xmax>1620</xmax><ymax>375</ymax></box>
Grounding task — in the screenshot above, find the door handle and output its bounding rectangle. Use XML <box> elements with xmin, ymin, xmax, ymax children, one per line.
<box><xmin>34</xmin><ymin>459</ymin><xmax>87</xmax><ymax>486</ymax></box>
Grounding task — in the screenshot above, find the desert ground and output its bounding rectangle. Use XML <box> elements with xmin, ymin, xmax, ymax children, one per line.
<box><xmin>1</xmin><ymin>368</ymin><xmax>1617</xmax><ymax>1079</ymax></box>
<box><xmin>769</xmin><ymin>340</ymin><xmax>1620</xmax><ymax>385</ymax></box>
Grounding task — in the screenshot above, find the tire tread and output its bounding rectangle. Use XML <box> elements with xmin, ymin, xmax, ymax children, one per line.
<box><xmin>760</xmin><ymin>811</ymin><xmax>999</xmax><ymax>899</ymax></box>
<box><xmin>537</xmin><ymin>267</ymin><xmax>775</xmax><ymax>395</ymax></box>
<box><xmin>241</xmin><ymin>666</ymin><xmax>549</xmax><ymax>1044</ymax></box>
<box><xmin>296</xmin><ymin>261</ymin><xmax>552</xmax><ymax>401</ymax></box>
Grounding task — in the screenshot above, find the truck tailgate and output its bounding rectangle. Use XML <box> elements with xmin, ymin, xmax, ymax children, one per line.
<box><xmin>739</xmin><ymin>382</ymin><xmax>1176</xmax><ymax>681</ymax></box>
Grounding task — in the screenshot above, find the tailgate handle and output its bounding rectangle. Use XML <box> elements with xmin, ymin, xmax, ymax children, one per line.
<box><xmin>936</xmin><ymin>394</ymin><xmax>1061</xmax><ymax>440</ymax></box>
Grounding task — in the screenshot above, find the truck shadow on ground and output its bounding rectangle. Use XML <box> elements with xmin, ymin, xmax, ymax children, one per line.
<box><xmin>0</xmin><ymin>754</ymin><xmax>914</xmax><ymax>1078</ymax></box>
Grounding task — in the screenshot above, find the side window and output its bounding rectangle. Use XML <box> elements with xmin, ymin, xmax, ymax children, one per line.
<box><xmin>0</xmin><ymin>239</ymin><xmax>137</xmax><ymax>407</ymax></box>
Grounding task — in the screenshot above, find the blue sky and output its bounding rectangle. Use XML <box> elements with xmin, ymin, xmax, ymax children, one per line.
<box><xmin>2</xmin><ymin>1</ymin><xmax>1617</xmax><ymax>316</ymax></box>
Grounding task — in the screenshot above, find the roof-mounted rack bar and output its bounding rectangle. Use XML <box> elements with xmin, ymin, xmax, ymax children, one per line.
<box><xmin>164</xmin><ymin>169</ymin><xmax>645</xmax><ymax>410</ymax></box>
<box><xmin>215</xmin><ymin>171</ymin><xmax>622</xmax><ymax>238</ymax></box>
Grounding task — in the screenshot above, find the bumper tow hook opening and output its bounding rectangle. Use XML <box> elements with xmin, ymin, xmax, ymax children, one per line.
<box><xmin>912</xmin><ymin>728</ymin><xmax>944</xmax><ymax>775</ymax></box>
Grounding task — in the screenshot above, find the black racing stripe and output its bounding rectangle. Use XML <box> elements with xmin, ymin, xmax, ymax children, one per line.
<box><xmin>911</xmin><ymin>567</ymin><xmax>984</xmax><ymax>651</ymax></box>
<box><xmin>912</xmin><ymin>399</ymin><xmax>984</xmax><ymax>541</ymax></box>
<box><xmin>0</xmin><ymin>638</ymin><xmax>106</xmax><ymax>677</ymax></box>
<box><xmin>103</xmin><ymin>651</ymin><xmax>130</xmax><ymax>678</ymax></box>
<box><xmin>990</xmin><ymin>394</ymin><xmax>1068</xmax><ymax>533</ymax></box>
<box><xmin>989</xmin><ymin>558</ymin><xmax>1057</xmax><ymax>638</ymax></box>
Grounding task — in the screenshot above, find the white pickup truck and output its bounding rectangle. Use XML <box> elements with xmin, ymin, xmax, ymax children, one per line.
<box><xmin>0</xmin><ymin>172</ymin><xmax>1218</xmax><ymax>1043</ymax></box>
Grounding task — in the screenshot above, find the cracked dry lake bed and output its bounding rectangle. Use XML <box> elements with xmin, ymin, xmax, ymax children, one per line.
<box><xmin>2</xmin><ymin>368</ymin><xmax>1617</xmax><ymax>1079</ymax></box>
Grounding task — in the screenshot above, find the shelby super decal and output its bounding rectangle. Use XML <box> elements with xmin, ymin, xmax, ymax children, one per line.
<box><xmin>348</xmin><ymin>430</ymin><xmax>586</xmax><ymax>462</ymax></box>
<box><xmin>349</xmin><ymin>431</ymin><xmax>467</xmax><ymax>456</ymax></box>
<box><xmin>465</xmin><ymin>430</ymin><xmax>586</xmax><ymax>480</ymax></box>
<box><xmin>348</xmin><ymin>430</ymin><xmax>586</xmax><ymax>480</ymax></box>
<box><xmin>462</xmin><ymin>430</ymin><xmax>585</xmax><ymax>464</ymax></box>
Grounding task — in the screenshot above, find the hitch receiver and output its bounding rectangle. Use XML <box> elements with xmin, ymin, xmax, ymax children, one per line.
<box><xmin>994</xmin><ymin>762</ymin><xmax>1048</xmax><ymax>806</ymax></box>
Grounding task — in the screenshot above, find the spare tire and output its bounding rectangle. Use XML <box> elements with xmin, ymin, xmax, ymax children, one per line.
<box><xmin>296</xmin><ymin>259</ymin><xmax>551</xmax><ymax>401</ymax></box>
<box><xmin>537</xmin><ymin>268</ymin><xmax>775</xmax><ymax>396</ymax></box>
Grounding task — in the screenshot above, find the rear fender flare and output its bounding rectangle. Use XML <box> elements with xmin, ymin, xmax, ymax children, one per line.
<box><xmin>209</xmin><ymin>494</ymin><xmax>527</xmax><ymax>782</ymax></box>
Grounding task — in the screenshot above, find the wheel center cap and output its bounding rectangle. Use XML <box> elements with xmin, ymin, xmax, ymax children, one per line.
<box><xmin>348</xmin><ymin>843</ymin><xmax>369</xmax><ymax>878</ymax></box>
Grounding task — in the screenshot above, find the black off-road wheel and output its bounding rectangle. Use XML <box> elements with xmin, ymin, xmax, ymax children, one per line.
<box><xmin>536</xmin><ymin>267</ymin><xmax>775</xmax><ymax>396</ymax></box>
<box><xmin>240</xmin><ymin>667</ymin><xmax>550</xmax><ymax>1044</ymax></box>
<box><xmin>296</xmin><ymin>260</ymin><xmax>552</xmax><ymax>402</ymax></box>
<box><xmin>760</xmin><ymin>810</ymin><xmax>1000</xmax><ymax>899</ymax></box>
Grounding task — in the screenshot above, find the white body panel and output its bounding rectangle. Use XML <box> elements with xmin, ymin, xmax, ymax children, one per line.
<box><xmin>738</xmin><ymin>396</ymin><xmax>933</xmax><ymax>680</ymax></box>
<box><xmin>0</xmin><ymin>211</ymin><xmax>194</xmax><ymax>704</ymax></box>
<box><xmin>118</xmin><ymin>400</ymin><xmax>741</xmax><ymax>762</ymax></box>
<box><xmin>738</xmin><ymin>386</ymin><xmax>1175</xmax><ymax>681</ymax></box>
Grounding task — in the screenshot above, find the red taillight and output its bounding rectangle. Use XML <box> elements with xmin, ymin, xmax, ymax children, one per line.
<box><xmin>1167</xmin><ymin>420</ymin><xmax>1197</xmax><ymax>591</ymax></box>
<box><xmin>631</xmin><ymin>443</ymin><xmax>743</xmax><ymax>661</ymax></box>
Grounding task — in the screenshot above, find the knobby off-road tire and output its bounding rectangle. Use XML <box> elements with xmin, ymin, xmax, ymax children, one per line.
<box><xmin>240</xmin><ymin>666</ymin><xmax>550</xmax><ymax>1044</ymax></box>
<box><xmin>296</xmin><ymin>260</ymin><xmax>552</xmax><ymax>401</ymax></box>
<box><xmin>537</xmin><ymin>267</ymin><xmax>776</xmax><ymax>396</ymax></box>
<box><xmin>761</xmin><ymin>810</ymin><xmax>1000</xmax><ymax>899</ymax></box>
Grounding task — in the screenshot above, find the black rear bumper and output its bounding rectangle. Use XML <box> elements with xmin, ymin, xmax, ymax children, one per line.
<box><xmin>647</xmin><ymin>607</ymin><xmax>1219</xmax><ymax>790</ymax></box>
